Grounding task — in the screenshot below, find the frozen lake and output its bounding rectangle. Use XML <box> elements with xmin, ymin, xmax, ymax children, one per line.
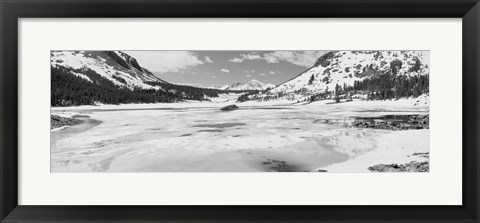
<box><xmin>51</xmin><ymin>99</ymin><xmax>429</xmax><ymax>172</ymax></box>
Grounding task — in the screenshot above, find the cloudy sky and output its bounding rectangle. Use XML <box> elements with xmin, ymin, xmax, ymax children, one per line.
<box><xmin>124</xmin><ymin>51</ymin><xmax>328</xmax><ymax>87</ymax></box>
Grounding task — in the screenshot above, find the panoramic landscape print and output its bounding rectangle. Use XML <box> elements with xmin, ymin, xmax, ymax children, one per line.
<box><xmin>51</xmin><ymin>50</ymin><xmax>429</xmax><ymax>172</ymax></box>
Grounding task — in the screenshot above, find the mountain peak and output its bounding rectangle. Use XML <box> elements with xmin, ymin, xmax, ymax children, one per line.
<box><xmin>254</xmin><ymin>50</ymin><xmax>429</xmax><ymax>101</ymax></box>
<box><xmin>51</xmin><ymin>50</ymin><xmax>166</xmax><ymax>90</ymax></box>
<box><xmin>223</xmin><ymin>79</ymin><xmax>275</xmax><ymax>91</ymax></box>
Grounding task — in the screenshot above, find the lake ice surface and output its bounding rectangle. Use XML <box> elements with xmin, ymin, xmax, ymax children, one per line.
<box><xmin>51</xmin><ymin>100</ymin><xmax>429</xmax><ymax>172</ymax></box>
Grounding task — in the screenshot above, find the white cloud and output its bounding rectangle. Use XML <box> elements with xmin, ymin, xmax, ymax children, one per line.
<box><xmin>123</xmin><ymin>51</ymin><xmax>204</xmax><ymax>73</ymax></box>
<box><xmin>245</xmin><ymin>74</ymin><xmax>252</xmax><ymax>77</ymax></box>
<box><xmin>204</xmin><ymin>56</ymin><xmax>213</xmax><ymax>63</ymax></box>
<box><xmin>228</xmin><ymin>53</ymin><xmax>263</xmax><ymax>63</ymax></box>
<box><xmin>265</xmin><ymin>51</ymin><xmax>328</xmax><ymax>67</ymax></box>
<box><xmin>259</xmin><ymin>73</ymin><xmax>267</xmax><ymax>76</ymax></box>
<box><xmin>263</xmin><ymin>54</ymin><xmax>279</xmax><ymax>63</ymax></box>
<box><xmin>220</xmin><ymin>68</ymin><xmax>230</xmax><ymax>73</ymax></box>
<box><xmin>228</xmin><ymin>51</ymin><xmax>329</xmax><ymax>67</ymax></box>
<box><xmin>268</xmin><ymin>71</ymin><xmax>276</xmax><ymax>75</ymax></box>
<box><xmin>244</xmin><ymin>54</ymin><xmax>263</xmax><ymax>60</ymax></box>
<box><xmin>229</xmin><ymin>58</ymin><xmax>244</xmax><ymax>63</ymax></box>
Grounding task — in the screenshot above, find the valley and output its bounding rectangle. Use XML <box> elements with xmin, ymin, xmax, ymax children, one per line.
<box><xmin>50</xmin><ymin>50</ymin><xmax>430</xmax><ymax>172</ymax></box>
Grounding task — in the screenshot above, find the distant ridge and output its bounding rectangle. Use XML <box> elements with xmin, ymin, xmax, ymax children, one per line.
<box><xmin>222</xmin><ymin>79</ymin><xmax>275</xmax><ymax>91</ymax></box>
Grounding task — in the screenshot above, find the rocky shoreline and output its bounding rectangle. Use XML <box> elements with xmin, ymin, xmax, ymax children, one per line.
<box><xmin>317</xmin><ymin>114</ymin><xmax>429</xmax><ymax>131</ymax></box>
<box><xmin>352</xmin><ymin>114</ymin><xmax>429</xmax><ymax>130</ymax></box>
<box><xmin>368</xmin><ymin>161</ymin><xmax>429</xmax><ymax>172</ymax></box>
<box><xmin>51</xmin><ymin>115</ymin><xmax>83</xmax><ymax>129</ymax></box>
<box><xmin>368</xmin><ymin>152</ymin><xmax>429</xmax><ymax>172</ymax></box>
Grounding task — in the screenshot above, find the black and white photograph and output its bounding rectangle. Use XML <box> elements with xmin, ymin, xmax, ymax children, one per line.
<box><xmin>50</xmin><ymin>50</ymin><xmax>430</xmax><ymax>172</ymax></box>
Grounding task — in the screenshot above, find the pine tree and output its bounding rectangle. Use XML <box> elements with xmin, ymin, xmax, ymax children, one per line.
<box><xmin>335</xmin><ymin>83</ymin><xmax>340</xmax><ymax>103</ymax></box>
<box><xmin>308</xmin><ymin>74</ymin><xmax>315</xmax><ymax>85</ymax></box>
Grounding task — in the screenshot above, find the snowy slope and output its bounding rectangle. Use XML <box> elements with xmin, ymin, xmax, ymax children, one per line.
<box><xmin>256</xmin><ymin>51</ymin><xmax>429</xmax><ymax>101</ymax></box>
<box><xmin>223</xmin><ymin>79</ymin><xmax>275</xmax><ymax>91</ymax></box>
<box><xmin>51</xmin><ymin>51</ymin><xmax>166</xmax><ymax>90</ymax></box>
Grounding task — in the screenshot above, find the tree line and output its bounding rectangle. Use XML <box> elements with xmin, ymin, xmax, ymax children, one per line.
<box><xmin>348</xmin><ymin>72</ymin><xmax>429</xmax><ymax>100</ymax></box>
<box><xmin>51</xmin><ymin>66</ymin><xmax>249</xmax><ymax>106</ymax></box>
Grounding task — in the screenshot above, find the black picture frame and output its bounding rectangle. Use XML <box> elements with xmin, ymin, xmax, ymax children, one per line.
<box><xmin>1</xmin><ymin>0</ymin><xmax>479</xmax><ymax>222</ymax></box>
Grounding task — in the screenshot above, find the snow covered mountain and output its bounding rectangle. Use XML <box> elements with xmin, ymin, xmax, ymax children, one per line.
<box><xmin>51</xmin><ymin>51</ymin><xmax>166</xmax><ymax>90</ymax></box>
<box><xmin>247</xmin><ymin>51</ymin><xmax>429</xmax><ymax>101</ymax></box>
<box><xmin>223</xmin><ymin>79</ymin><xmax>275</xmax><ymax>91</ymax></box>
<box><xmin>51</xmin><ymin>51</ymin><xmax>222</xmax><ymax>106</ymax></box>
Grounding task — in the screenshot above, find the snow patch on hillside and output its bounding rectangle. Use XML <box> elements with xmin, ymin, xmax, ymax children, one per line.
<box><xmin>69</xmin><ymin>70</ymin><xmax>92</xmax><ymax>82</ymax></box>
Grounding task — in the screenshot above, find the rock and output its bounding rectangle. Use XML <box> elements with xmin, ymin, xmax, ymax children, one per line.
<box><xmin>412</xmin><ymin>152</ymin><xmax>429</xmax><ymax>159</ymax></box>
<box><xmin>407</xmin><ymin>114</ymin><xmax>429</xmax><ymax>129</ymax></box>
<box><xmin>368</xmin><ymin>161</ymin><xmax>429</xmax><ymax>172</ymax></box>
<box><xmin>319</xmin><ymin>114</ymin><xmax>429</xmax><ymax>131</ymax></box>
<box><xmin>220</xmin><ymin>104</ymin><xmax>239</xmax><ymax>111</ymax></box>
<box><xmin>51</xmin><ymin>115</ymin><xmax>83</xmax><ymax>129</ymax></box>
<box><xmin>350</xmin><ymin>114</ymin><xmax>429</xmax><ymax>130</ymax></box>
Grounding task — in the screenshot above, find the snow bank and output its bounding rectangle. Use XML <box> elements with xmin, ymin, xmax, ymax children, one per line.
<box><xmin>51</xmin><ymin>126</ymin><xmax>68</xmax><ymax>132</ymax></box>
<box><xmin>321</xmin><ymin>130</ymin><xmax>429</xmax><ymax>172</ymax></box>
<box><xmin>307</xmin><ymin>94</ymin><xmax>429</xmax><ymax>109</ymax></box>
